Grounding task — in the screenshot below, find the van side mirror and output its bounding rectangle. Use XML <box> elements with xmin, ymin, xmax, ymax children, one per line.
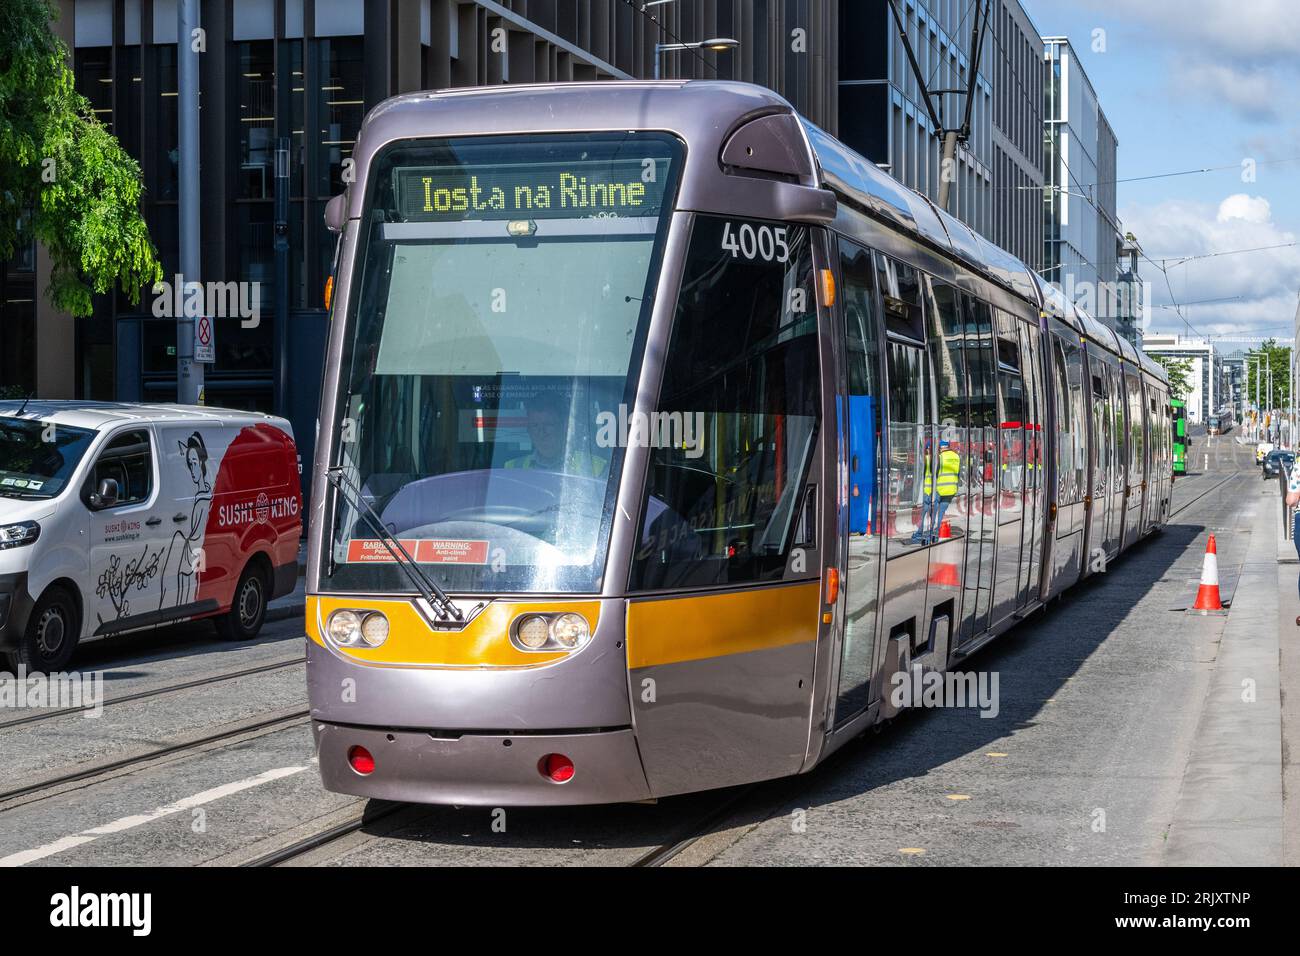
<box><xmin>91</xmin><ymin>478</ymin><xmax>120</xmax><ymax>509</ymax></box>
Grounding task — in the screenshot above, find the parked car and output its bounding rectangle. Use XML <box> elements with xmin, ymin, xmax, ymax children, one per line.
<box><xmin>1262</xmin><ymin>449</ymin><xmax>1294</xmax><ymax>480</ymax></box>
<box><xmin>0</xmin><ymin>402</ymin><xmax>302</xmax><ymax>672</ymax></box>
<box><xmin>1256</xmin><ymin>440</ymin><xmax>1275</xmax><ymax>464</ymax></box>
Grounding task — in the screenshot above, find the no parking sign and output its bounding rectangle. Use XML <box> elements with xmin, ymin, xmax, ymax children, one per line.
<box><xmin>195</xmin><ymin>315</ymin><xmax>215</xmax><ymax>363</ymax></box>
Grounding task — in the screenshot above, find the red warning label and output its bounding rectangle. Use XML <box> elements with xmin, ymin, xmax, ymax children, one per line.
<box><xmin>346</xmin><ymin>538</ymin><xmax>490</xmax><ymax>565</ymax></box>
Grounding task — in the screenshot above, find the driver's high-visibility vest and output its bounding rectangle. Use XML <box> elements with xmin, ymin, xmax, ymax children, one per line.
<box><xmin>924</xmin><ymin>448</ymin><xmax>961</xmax><ymax>497</ymax></box>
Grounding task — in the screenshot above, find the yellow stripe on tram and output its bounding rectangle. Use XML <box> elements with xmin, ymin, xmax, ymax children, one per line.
<box><xmin>625</xmin><ymin>581</ymin><xmax>821</xmax><ymax>669</ymax></box>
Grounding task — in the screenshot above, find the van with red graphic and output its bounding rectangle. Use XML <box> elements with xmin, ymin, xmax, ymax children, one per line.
<box><xmin>0</xmin><ymin>402</ymin><xmax>302</xmax><ymax>672</ymax></box>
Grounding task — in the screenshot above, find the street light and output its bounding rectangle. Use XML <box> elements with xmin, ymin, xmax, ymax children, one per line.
<box><xmin>654</xmin><ymin>38</ymin><xmax>740</xmax><ymax>79</ymax></box>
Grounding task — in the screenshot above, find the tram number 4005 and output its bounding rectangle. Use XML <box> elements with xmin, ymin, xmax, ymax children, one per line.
<box><xmin>720</xmin><ymin>221</ymin><xmax>790</xmax><ymax>263</ymax></box>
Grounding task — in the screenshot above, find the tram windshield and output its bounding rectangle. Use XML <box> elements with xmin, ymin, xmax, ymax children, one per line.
<box><xmin>324</xmin><ymin>133</ymin><xmax>682</xmax><ymax>593</ymax></box>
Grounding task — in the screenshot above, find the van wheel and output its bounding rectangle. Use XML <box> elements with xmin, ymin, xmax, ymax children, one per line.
<box><xmin>14</xmin><ymin>586</ymin><xmax>79</xmax><ymax>674</ymax></box>
<box><xmin>216</xmin><ymin>564</ymin><xmax>267</xmax><ymax>641</ymax></box>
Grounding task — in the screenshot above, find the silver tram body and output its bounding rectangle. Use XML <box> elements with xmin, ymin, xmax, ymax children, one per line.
<box><xmin>305</xmin><ymin>81</ymin><xmax>1171</xmax><ymax>806</ymax></box>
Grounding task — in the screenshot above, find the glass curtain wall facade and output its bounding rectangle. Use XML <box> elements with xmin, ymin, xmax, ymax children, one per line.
<box><xmin>990</xmin><ymin>0</ymin><xmax>1043</xmax><ymax>272</ymax></box>
<box><xmin>24</xmin><ymin>0</ymin><xmax>842</xmax><ymax>415</ymax></box>
<box><xmin>1043</xmin><ymin>36</ymin><xmax>1121</xmax><ymax>328</ymax></box>
<box><xmin>843</xmin><ymin>0</ymin><xmax>995</xmax><ymax>236</ymax></box>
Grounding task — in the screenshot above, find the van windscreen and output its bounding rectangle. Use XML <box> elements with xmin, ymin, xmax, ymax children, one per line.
<box><xmin>0</xmin><ymin>419</ymin><xmax>98</xmax><ymax>499</ymax></box>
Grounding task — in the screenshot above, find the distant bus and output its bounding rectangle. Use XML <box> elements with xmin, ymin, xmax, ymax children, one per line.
<box><xmin>1172</xmin><ymin>399</ymin><xmax>1187</xmax><ymax>475</ymax></box>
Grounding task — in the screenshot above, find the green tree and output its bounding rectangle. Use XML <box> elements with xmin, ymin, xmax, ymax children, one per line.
<box><xmin>1150</xmin><ymin>355</ymin><xmax>1195</xmax><ymax>403</ymax></box>
<box><xmin>1244</xmin><ymin>339</ymin><xmax>1291</xmax><ymax>411</ymax></box>
<box><xmin>0</xmin><ymin>0</ymin><xmax>160</xmax><ymax>316</ymax></box>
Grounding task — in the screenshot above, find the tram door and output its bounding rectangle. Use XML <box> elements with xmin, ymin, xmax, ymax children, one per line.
<box><xmin>1017</xmin><ymin>322</ymin><xmax>1045</xmax><ymax>604</ymax></box>
<box><xmin>959</xmin><ymin>294</ymin><xmax>997</xmax><ymax>643</ymax></box>
<box><xmin>1085</xmin><ymin>354</ymin><xmax>1111</xmax><ymax>567</ymax></box>
<box><xmin>833</xmin><ymin>239</ymin><xmax>883</xmax><ymax>725</ymax></box>
<box><xmin>1101</xmin><ymin>363</ymin><xmax>1124</xmax><ymax>556</ymax></box>
<box><xmin>1122</xmin><ymin>370</ymin><xmax>1145</xmax><ymax>547</ymax></box>
<box><xmin>990</xmin><ymin>311</ymin><xmax>1025</xmax><ymax>624</ymax></box>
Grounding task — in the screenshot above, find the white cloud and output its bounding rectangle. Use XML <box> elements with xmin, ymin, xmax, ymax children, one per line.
<box><xmin>1217</xmin><ymin>193</ymin><xmax>1272</xmax><ymax>224</ymax></box>
<box><xmin>1172</xmin><ymin>63</ymin><xmax>1279</xmax><ymax>121</ymax></box>
<box><xmin>1121</xmin><ymin>193</ymin><xmax>1300</xmax><ymax>337</ymax></box>
<box><xmin>1033</xmin><ymin>0</ymin><xmax>1299</xmax><ymax>120</ymax></box>
<box><xmin>1040</xmin><ymin>0</ymin><xmax>1300</xmax><ymax>60</ymax></box>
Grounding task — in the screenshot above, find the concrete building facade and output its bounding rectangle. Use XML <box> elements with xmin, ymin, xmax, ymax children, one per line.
<box><xmin>1142</xmin><ymin>334</ymin><xmax>1223</xmax><ymax>425</ymax></box>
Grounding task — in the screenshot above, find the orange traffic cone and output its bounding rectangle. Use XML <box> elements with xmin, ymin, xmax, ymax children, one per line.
<box><xmin>1191</xmin><ymin>535</ymin><xmax>1224</xmax><ymax>612</ymax></box>
<box><xmin>928</xmin><ymin>521</ymin><xmax>960</xmax><ymax>587</ymax></box>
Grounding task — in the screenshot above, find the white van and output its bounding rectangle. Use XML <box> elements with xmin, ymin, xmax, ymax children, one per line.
<box><xmin>0</xmin><ymin>402</ymin><xmax>303</xmax><ymax>672</ymax></box>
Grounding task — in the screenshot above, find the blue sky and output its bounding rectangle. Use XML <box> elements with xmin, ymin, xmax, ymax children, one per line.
<box><xmin>1023</xmin><ymin>0</ymin><xmax>1300</xmax><ymax>343</ymax></box>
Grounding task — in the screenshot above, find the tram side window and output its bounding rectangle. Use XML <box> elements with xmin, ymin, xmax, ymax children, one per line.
<box><xmin>998</xmin><ymin>369</ymin><xmax>1025</xmax><ymax>509</ymax></box>
<box><xmin>927</xmin><ymin>280</ymin><xmax>968</xmax><ymax>489</ymax></box>
<box><xmin>886</xmin><ymin>342</ymin><xmax>933</xmax><ymax>555</ymax></box>
<box><xmin>843</xmin><ymin>241</ymin><xmax>883</xmax><ymax>538</ymax></box>
<box><xmin>1051</xmin><ymin>335</ymin><xmax>1085</xmax><ymax>504</ymax></box>
<box><xmin>964</xmin><ymin>295</ymin><xmax>996</xmax><ymax>493</ymax></box>
<box><xmin>1127</xmin><ymin>374</ymin><xmax>1144</xmax><ymax>479</ymax></box>
<box><xmin>630</xmin><ymin>215</ymin><xmax>819</xmax><ymax>590</ymax></box>
<box><xmin>876</xmin><ymin>255</ymin><xmax>924</xmax><ymax>340</ymax></box>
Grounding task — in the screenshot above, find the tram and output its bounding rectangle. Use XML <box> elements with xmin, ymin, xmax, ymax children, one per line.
<box><xmin>305</xmin><ymin>81</ymin><xmax>1171</xmax><ymax>806</ymax></box>
<box><xmin>1207</xmin><ymin>406</ymin><xmax>1234</xmax><ymax>435</ymax></box>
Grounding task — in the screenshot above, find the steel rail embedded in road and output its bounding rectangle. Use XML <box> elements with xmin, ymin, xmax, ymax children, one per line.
<box><xmin>0</xmin><ymin>656</ymin><xmax>306</xmax><ymax>730</ymax></box>
<box><xmin>0</xmin><ymin>709</ymin><xmax>310</xmax><ymax>806</ymax></box>
<box><xmin>242</xmin><ymin>802</ymin><xmax>407</xmax><ymax>867</ymax></box>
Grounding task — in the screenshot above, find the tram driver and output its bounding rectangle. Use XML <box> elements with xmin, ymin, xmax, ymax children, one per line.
<box><xmin>505</xmin><ymin>390</ymin><xmax>608</xmax><ymax>478</ymax></box>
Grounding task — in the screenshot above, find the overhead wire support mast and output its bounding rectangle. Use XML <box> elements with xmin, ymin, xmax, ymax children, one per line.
<box><xmin>885</xmin><ymin>0</ymin><xmax>988</xmax><ymax>211</ymax></box>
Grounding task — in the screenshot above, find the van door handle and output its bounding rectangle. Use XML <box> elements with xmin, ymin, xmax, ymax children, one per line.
<box><xmin>145</xmin><ymin>517</ymin><xmax>162</xmax><ymax>527</ymax></box>
<box><xmin>173</xmin><ymin>513</ymin><xmax>188</xmax><ymax>523</ymax></box>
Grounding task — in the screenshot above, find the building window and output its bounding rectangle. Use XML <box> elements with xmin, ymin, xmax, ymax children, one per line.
<box><xmin>315</xmin><ymin>37</ymin><xmax>364</xmax><ymax>195</ymax></box>
<box><xmin>236</xmin><ymin>41</ymin><xmax>276</xmax><ymax>200</ymax></box>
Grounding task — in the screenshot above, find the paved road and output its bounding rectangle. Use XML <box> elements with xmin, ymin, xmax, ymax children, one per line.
<box><xmin>0</xmin><ymin>435</ymin><xmax>1286</xmax><ymax>866</ymax></box>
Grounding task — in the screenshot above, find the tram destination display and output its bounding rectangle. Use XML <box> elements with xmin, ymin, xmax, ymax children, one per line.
<box><xmin>393</xmin><ymin>158</ymin><xmax>669</xmax><ymax>222</ymax></box>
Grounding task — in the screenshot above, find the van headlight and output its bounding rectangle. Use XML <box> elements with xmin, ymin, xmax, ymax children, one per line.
<box><xmin>0</xmin><ymin>521</ymin><xmax>40</xmax><ymax>550</ymax></box>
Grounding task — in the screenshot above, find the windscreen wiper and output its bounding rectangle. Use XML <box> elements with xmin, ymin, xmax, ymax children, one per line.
<box><xmin>326</xmin><ymin>466</ymin><xmax>463</xmax><ymax>623</ymax></box>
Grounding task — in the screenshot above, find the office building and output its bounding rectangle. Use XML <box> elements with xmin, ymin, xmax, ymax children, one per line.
<box><xmin>1043</xmin><ymin>35</ymin><xmax>1123</xmax><ymax>329</ymax></box>
<box><xmin>1142</xmin><ymin>334</ymin><xmax>1223</xmax><ymax>424</ymax></box>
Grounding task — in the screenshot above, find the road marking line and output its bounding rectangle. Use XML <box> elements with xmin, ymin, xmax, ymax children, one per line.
<box><xmin>0</xmin><ymin>765</ymin><xmax>306</xmax><ymax>867</ymax></box>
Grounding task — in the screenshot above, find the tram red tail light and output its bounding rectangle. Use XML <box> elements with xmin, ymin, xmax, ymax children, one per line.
<box><xmin>348</xmin><ymin>745</ymin><xmax>376</xmax><ymax>775</ymax></box>
<box><xmin>540</xmin><ymin>753</ymin><xmax>575</xmax><ymax>783</ymax></box>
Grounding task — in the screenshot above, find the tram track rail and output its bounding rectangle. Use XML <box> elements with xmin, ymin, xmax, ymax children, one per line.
<box><xmin>0</xmin><ymin>708</ymin><xmax>310</xmax><ymax>806</ymax></box>
<box><xmin>1169</xmin><ymin>471</ymin><xmax>1238</xmax><ymax>520</ymax></box>
<box><xmin>0</xmin><ymin>656</ymin><xmax>306</xmax><ymax>731</ymax></box>
<box><xmin>243</xmin><ymin>801</ymin><xmax>408</xmax><ymax>867</ymax></box>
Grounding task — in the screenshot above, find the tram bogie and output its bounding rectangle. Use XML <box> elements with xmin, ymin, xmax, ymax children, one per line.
<box><xmin>306</xmin><ymin>81</ymin><xmax>1170</xmax><ymax>806</ymax></box>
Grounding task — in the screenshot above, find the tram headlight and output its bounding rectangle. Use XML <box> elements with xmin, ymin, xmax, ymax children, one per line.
<box><xmin>550</xmin><ymin>613</ymin><xmax>590</xmax><ymax>649</ymax></box>
<box><xmin>516</xmin><ymin>614</ymin><xmax>551</xmax><ymax>650</ymax></box>
<box><xmin>326</xmin><ymin>609</ymin><xmax>363</xmax><ymax>646</ymax></box>
<box><xmin>360</xmin><ymin>612</ymin><xmax>390</xmax><ymax>647</ymax></box>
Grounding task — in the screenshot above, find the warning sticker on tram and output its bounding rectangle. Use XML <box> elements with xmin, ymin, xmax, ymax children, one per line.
<box><xmin>346</xmin><ymin>538</ymin><xmax>491</xmax><ymax>565</ymax></box>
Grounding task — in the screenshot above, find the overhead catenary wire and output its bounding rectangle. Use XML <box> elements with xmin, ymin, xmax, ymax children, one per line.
<box><xmin>621</xmin><ymin>0</ymin><xmax>718</xmax><ymax>77</ymax></box>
